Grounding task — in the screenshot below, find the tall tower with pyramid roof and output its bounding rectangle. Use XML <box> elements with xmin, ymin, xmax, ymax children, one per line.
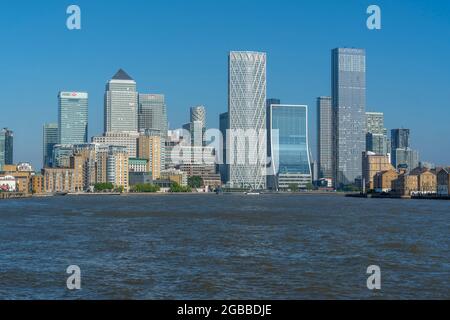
<box><xmin>104</xmin><ymin>69</ymin><xmax>138</xmax><ymax>133</ymax></box>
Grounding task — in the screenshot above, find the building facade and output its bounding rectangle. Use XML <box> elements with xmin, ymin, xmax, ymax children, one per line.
<box><xmin>0</xmin><ymin>128</ymin><xmax>13</xmax><ymax>171</ymax></box>
<box><xmin>104</xmin><ymin>69</ymin><xmax>138</xmax><ymax>133</ymax></box>
<box><xmin>96</xmin><ymin>145</ymin><xmax>129</xmax><ymax>191</ymax></box>
<box><xmin>42</xmin><ymin>168</ymin><xmax>76</xmax><ymax>193</ymax></box>
<box><xmin>58</xmin><ymin>92</ymin><xmax>88</xmax><ymax>145</ymax></box>
<box><xmin>138</xmin><ymin>94</ymin><xmax>168</xmax><ymax>136</ymax></box>
<box><xmin>366</xmin><ymin>112</ymin><xmax>390</xmax><ymax>155</ymax></box>
<box><xmin>374</xmin><ymin>170</ymin><xmax>399</xmax><ymax>193</ymax></box>
<box><xmin>43</xmin><ymin>123</ymin><xmax>59</xmax><ymax>168</ymax></box>
<box><xmin>138</xmin><ymin>135</ymin><xmax>162</xmax><ymax>180</ymax></box>
<box><xmin>362</xmin><ymin>152</ymin><xmax>395</xmax><ymax>190</ymax></box>
<box><xmin>317</xmin><ymin>96</ymin><xmax>333</xmax><ymax>181</ymax></box>
<box><xmin>332</xmin><ymin>48</ymin><xmax>366</xmax><ymax>187</ymax></box>
<box><xmin>92</xmin><ymin>131</ymin><xmax>140</xmax><ymax>158</ymax></box>
<box><xmin>270</xmin><ymin>104</ymin><xmax>312</xmax><ymax>190</ymax></box>
<box><xmin>228</xmin><ymin>51</ymin><xmax>267</xmax><ymax>190</ymax></box>
<box><xmin>437</xmin><ymin>168</ymin><xmax>450</xmax><ymax>196</ymax></box>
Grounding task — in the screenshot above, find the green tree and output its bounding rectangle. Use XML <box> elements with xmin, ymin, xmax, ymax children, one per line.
<box><xmin>94</xmin><ymin>182</ymin><xmax>114</xmax><ymax>192</ymax></box>
<box><xmin>288</xmin><ymin>183</ymin><xmax>299</xmax><ymax>192</ymax></box>
<box><xmin>131</xmin><ymin>184</ymin><xmax>160</xmax><ymax>193</ymax></box>
<box><xmin>188</xmin><ymin>176</ymin><xmax>203</xmax><ymax>189</ymax></box>
<box><xmin>170</xmin><ymin>182</ymin><xmax>192</xmax><ymax>193</ymax></box>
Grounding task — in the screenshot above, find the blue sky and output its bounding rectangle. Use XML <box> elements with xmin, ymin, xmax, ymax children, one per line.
<box><xmin>1</xmin><ymin>0</ymin><xmax>449</xmax><ymax>168</ymax></box>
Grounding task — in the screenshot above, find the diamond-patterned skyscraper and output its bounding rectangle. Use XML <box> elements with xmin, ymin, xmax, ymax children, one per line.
<box><xmin>228</xmin><ymin>51</ymin><xmax>267</xmax><ymax>190</ymax></box>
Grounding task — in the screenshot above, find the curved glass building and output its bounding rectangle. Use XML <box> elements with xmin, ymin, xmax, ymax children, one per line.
<box><xmin>269</xmin><ymin>104</ymin><xmax>312</xmax><ymax>190</ymax></box>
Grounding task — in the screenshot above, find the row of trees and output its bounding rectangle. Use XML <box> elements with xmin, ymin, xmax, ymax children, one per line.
<box><xmin>130</xmin><ymin>184</ymin><xmax>161</xmax><ymax>193</ymax></box>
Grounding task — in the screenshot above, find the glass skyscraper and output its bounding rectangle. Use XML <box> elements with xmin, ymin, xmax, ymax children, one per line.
<box><xmin>270</xmin><ymin>104</ymin><xmax>312</xmax><ymax>190</ymax></box>
<box><xmin>332</xmin><ymin>48</ymin><xmax>366</xmax><ymax>187</ymax></box>
<box><xmin>391</xmin><ymin>128</ymin><xmax>419</xmax><ymax>170</ymax></box>
<box><xmin>138</xmin><ymin>94</ymin><xmax>168</xmax><ymax>136</ymax></box>
<box><xmin>317</xmin><ymin>96</ymin><xmax>333</xmax><ymax>181</ymax></box>
<box><xmin>366</xmin><ymin>112</ymin><xmax>390</xmax><ymax>155</ymax></box>
<box><xmin>228</xmin><ymin>51</ymin><xmax>267</xmax><ymax>190</ymax></box>
<box><xmin>105</xmin><ymin>69</ymin><xmax>138</xmax><ymax>133</ymax></box>
<box><xmin>43</xmin><ymin>123</ymin><xmax>59</xmax><ymax>168</ymax></box>
<box><xmin>0</xmin><ymin>128</ymin><xmax>13</xmax><ymax>171</ymax></box>
<box><xmin>58</xmin><ymin>92</ymin><xmax>88</xmax><ymax>145</ymax></box>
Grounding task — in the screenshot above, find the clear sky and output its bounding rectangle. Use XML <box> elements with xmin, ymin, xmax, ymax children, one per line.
<box><xmin>1</xmin><ymin>0</ymin><xmax>449</xmax><ymax>168</ymax></box>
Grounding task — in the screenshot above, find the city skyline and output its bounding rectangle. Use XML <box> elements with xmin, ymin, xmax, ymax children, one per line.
<box><xmin>1</xmin><ymin>0</ymin><xmax>449</xmax><ymax>168</ymax></box>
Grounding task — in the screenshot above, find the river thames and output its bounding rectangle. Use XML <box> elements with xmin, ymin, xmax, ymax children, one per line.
<box><xmin>0</xmin><ymin>194</ymin><xmax>448</xmax><ymax>299</ymax></box>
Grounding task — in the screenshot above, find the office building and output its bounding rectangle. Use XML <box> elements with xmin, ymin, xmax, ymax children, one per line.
<box><xmin>332</xmin><ymin>48</ymin><xmax>366</xmax><ymax>187</ymax></box>
<box><xmin>104</xmin><ymin>69</ymin><xmax>138</xmax><ymax>133</ymax></box>
<box><xmin>43</xmin><ymin>123</ymin><xmax>59</xmax><ymax>168</ymax></box>
<box><xmin>138</xmin><ymin>94</ymin><xmax>168</xmax><ymax>136</ymax></box>
<box><xmin>366</xmin><ymin>112</ymin><xmax>390</xmax><ymax>155</ymax></box>
<box><xmin>391</xmin><ymin>128</ymin><xmax>419</xmax><ymax>170</ymax></box>
<box><xmin>58</xmin><ymin>92</ymin><xmax>88</xmax><ymax>145</ymax></box>
<box><xmin>228</xmin><ymin>51</ymin><xmax>267</xmax><ymax>190</ymax></box>
<box><xmin>269</xmin><ymin>104</ymin><xmax>312</xmax><ymax>190</ymax></box>
<box><xmin>317</xmin><ymin>96</ymin><xmax>333</xmax><ymax>181</ymax></box>
<box><xmin>52</xmin><ymin>144</ymin><xmax>75</xmax><ymax>168</ymax></box>
<box><xmin>0</xmin><ymin>128</ymin><xmax>13</xmax><ymax>171</ymax></box>
<box><xmin>394</xmin><ymin>148</ymin><xmax>419</xmax><ymax>171</ymax></box>
<box><xmin>92</xmin><ymin>131</ymin><xmax>140</xmax><ymax>158</ymax></box>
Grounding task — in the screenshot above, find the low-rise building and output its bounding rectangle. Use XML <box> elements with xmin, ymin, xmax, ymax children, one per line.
<box><xmin>413</xmin><ymin>169</ymin><xmax>437</xmax><ymax>194</ymax></box>
<box><xmin>362</xmin><ymin>152</ymin><xmax>395</xmax><ymax>190</ymax></box>
<box><xmin>129</xmin><ymin>158</ymin><xmax>148</xmax><ymax>173</ymax></box>
<box><xmin>392</xmin><ymin>173</ymin><xmax>418</xmax><ymax>196</ymax></box>
<box><xmin>374</xmin><ymin>169</ymin><xmax>399</xmax><ymax>193</ymax></box>
<box><xmin>0</xmin><ymin>163</ymin><xmax>34</xmax><ymax>194</ymax></box>
<box><xmin>0</xmin><ymin>175</ymin><xmax>16</xmax><ymax>192</ymax></box>
<box><xmin>160</xmin><ymin>169</ymin><xmax>188</xmax><ymax>187</ymax></box>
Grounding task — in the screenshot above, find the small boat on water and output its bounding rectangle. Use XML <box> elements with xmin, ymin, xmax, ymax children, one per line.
<box><xmin>245</xmin><ymin>191</ymin><xmax>261</xmax><ymax>195</ymax></box>
<box><xmin>54</xmin><ymin>192</ymin><xmax>68</xmax><ymax>196</ymax></box>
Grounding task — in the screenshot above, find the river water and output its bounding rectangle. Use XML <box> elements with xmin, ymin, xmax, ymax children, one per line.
<box><xmin>0</xmin><ymin>194</ymin><xmax>448</xmax><ymax>299</ymax></box>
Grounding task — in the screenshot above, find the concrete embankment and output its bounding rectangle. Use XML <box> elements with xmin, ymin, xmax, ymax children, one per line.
<box><xmin>0</xmin><ymin>193</ymin><xmax>32</xmax><ymax>200</ymax></box>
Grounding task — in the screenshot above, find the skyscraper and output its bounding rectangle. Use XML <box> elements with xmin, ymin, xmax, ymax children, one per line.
<box><xmin>219</xmin><ymin>112</ymin><xmax>229</xmax><ymax>184</ymax></box>
<box><xmin>43</xmin><ymin>123</ymin><xmax>59</xmax><ymax>168</ymax></box>
<box><xmin>391</xmin><ymin>129</ymin><xmax>419</xmax><ymax>170</ymax></box>
<box><xmin>138</xmin><ymin>94</ymin><xmax>168</xmax><ymax>136</ymax></box>
<box><xmin>391</xmin><ymin>129</ymin><xmax>410</xmax><ymax>150</ymax></box>
<box><xmin>317</xmin><ymin>96</ymin><xmax>333</xmax><ymax>181</ymax></box>
<box><xmin>104</xmin><ymin>69</ymin><xmax>138</xmax><ymax>133</ymax></box>
<box><xmin>332</xmin><ymin>48</ymin><xmax>366</xmax><ymax>187</ymax></box>
<box><xmin>0</xmin><ymin>128</ymin><xmax>13</xmax><ymax>171</ymax></box>
<box><xmin>58</xmin><ymin>92</ymin><xmax>88</xmax><ymax>145</ymax></box>
<box><xmin>266</xmin><ymin>98</ymin><xmax>281</xmax><ymax>189</ymax></box>
<box><xmin>366</xmin><ymin>112</ymin><xmax>390</xmax><ymax>155</ymax></box>
<box><xmin>189</xmin><ymin>106</ymin><xmax>207</xmax><ymax>146</ymax></box>
<box><xmin>270</xmin><ymin>104</ymin><xmax>312</xmax><ymax>190</ymax></box>
<box><xmin>190</xmin><ymin>106</ymin><xmax>206</xmax><ymax>129</ymax></box>
<box><xmin>228</xmin><ymin>51</ymin><xmax>267</xmax><ymax>190</ymax></box>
